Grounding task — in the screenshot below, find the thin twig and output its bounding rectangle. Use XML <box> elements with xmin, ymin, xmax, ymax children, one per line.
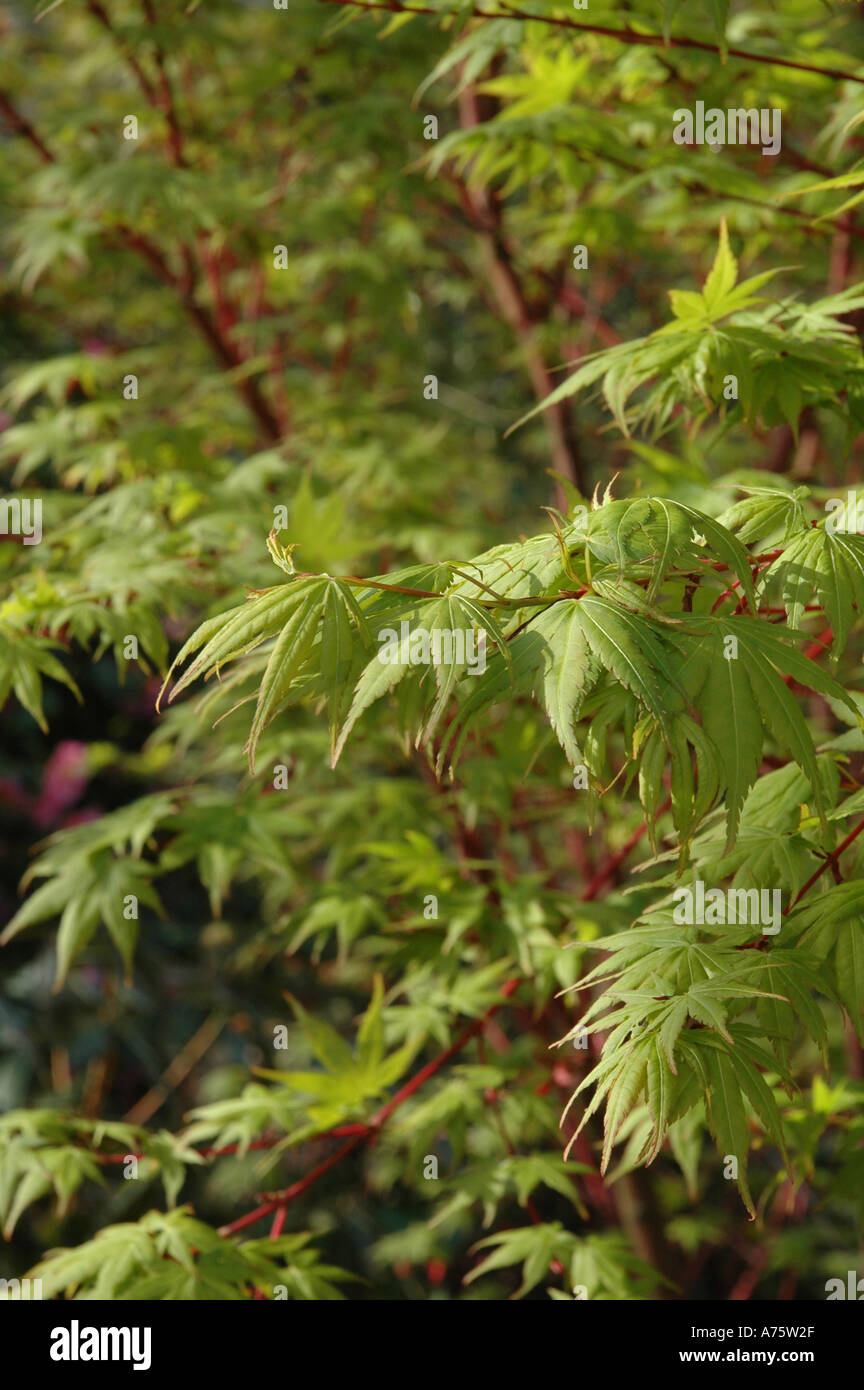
<box><xmin>318</xmin><ymin>0</ymin><xmax>864</xmax><ymax>86</ymax></box>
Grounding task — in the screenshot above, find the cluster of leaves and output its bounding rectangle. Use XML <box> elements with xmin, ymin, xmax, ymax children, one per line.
<box><xmin>0</xmin><ymin>1110</ymin><xmax>201</xmax><ymax>1234</ymax></box>
<box><xmin>518</xmin><ymin>225</ymin><xmax>864</xmax><ymax>441</ymax></box>
<box><xmin>25</xmin><ymin>1208</ymin><xmax>352</xmax><ymax>1301</ymax></box>
<box><xmin>161</xmin><ymin>487</ymin><xmax>860</xmax><ymax>857</ymax></box>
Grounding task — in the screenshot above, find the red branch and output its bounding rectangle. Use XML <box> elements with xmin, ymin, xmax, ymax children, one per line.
<box><xmin>0</xmin><ymin>86</ymin><xmax>282</xmax><ymax>446</ymax></box>
<box><xmin>788</xmin><ymin>815</ymin><xmax>864</xmax><ymax>910</ymax></box>
<box><xmin>216</xmin><ymin>790</ymin><xmax>679</xmax><ymax>1237</ymax></box>
<box><xmin>780</xmin><ymin>627</ymin><xmax>833</xmax><ymax>685</ymax></box>
<box><xmin>581</xmin><ymin>799</ymin><xmax>671</xmax><ymax>901</ymax></box>
<box><xmin>216</xmin><ymin>978</ymin><xmax>521</xmax><ymax>1236</ymax></box>
<box><xmin>317</xmin><ymin>0</ymin><xmax>864</xmax><ymax>86</ymax></box>
<box><xmin>0</xmin><ymin>90</ymin><xmax>54</xmax><ymax>162</ymax></box>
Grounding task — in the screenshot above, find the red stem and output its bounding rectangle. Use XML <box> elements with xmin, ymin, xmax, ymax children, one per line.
<box><xmin>317</xmin><ymin>0</ymin><xmax>864</xmax><ymax>86</ymax></box>
<box><xmin>788</xmin><ymin>814</ymin><xmax>864</xmax><ymax>910</ymax></box>
<box><xmin>217</xmin><ymin>978</ymin><xmax>521</xmax><ymax>1236</ymax></box>
<box><xmin>581</xmin><ymin>799</ymin><xmax>671</xmax><ymax>901</ymax></box>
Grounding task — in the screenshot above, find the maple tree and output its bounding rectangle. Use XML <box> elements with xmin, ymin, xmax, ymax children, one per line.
<box><xmin>0</xmin><ymin>0</ymin><xmax>863</xmax><ymax>1302</ymax></box>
